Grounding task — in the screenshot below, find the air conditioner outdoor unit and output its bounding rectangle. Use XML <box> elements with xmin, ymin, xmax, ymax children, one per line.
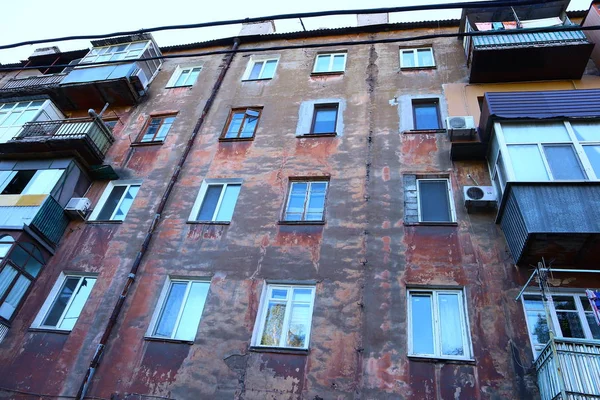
<box><xmin>65</xmin><ymin>197</ymin><xmax>91</xmax><ymax>220</ymax></box>
<box><xmin>129</xmin><ymin>67</ymin><xmax>149</xmax><ymax>94</ymax></box>
<box><xmin>446</xmin><ymin>116</ymin><xmax>476</xmax><ymax>140</ymax></box>
<box><xmin>463</xmin><ymin>186</ymin><xmax>496</xmax><ymax>211</ymax></box>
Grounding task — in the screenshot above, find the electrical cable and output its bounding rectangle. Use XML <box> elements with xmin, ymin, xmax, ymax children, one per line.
<box><xmin>1</xmin><ymin>24</ymin><xmax>598</xmax><ymax>73</ymax></box>
<box><xmin>0</xmin><ymin>0</ymin><xmax>554</xmax><ymax>51</ymax></box>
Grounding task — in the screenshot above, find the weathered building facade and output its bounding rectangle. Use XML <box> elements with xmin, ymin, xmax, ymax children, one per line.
<box><xmin>0</xmin><ymin>1</ymin><xmax>599</xmax><ymax>399</ymax></box>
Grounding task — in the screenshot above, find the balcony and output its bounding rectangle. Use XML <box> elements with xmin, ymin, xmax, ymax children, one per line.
<box><xmin>461</xmin><ymin>1</ymin><xmax>594</xmax><ymax>83</ymax></box>
<box><xmin>0</xmin><ymin>117</ymin><xmax>114</xmax><ymax>166</ymax></box>
<box><xmin>0</xmin><ymin>73</ymin><xmax>66</xmax><ymax>92</ymax></box>
<box><xmin>535</xmin><ymin>338</ymin><xmax>600</xmax><ymax>400</ymax></box>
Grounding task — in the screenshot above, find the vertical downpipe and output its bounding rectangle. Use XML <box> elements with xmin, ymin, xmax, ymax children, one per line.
<box><xmin>75</xmin><ymin>37</ymin><xmax>241</xmax><ymax>400</ymax></box>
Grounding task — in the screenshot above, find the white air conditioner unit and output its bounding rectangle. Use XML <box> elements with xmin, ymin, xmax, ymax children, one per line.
<box><xmin>65</xmin><ymin>197</ymin><xmax>91</xmax><ymax>220</ymax></box>
<box><xmin>129</xmin><ymin>67</ymin><xmax>149</xmax><ymax>94</ymax></box>
<box><xmin>463</xmin><ymin>186</ymin><xmax>496</xmax><ymax>211</ymax></box>
<box><xmin>447</xmin><ymin>116</ymin><xmax>476</xmax><ymax>140</ymax></box>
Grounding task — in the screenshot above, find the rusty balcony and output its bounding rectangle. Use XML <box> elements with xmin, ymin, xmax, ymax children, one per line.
<box><xmin>535</xmin><ymin>338</ymin><xmax>600</xmax><ymax>400</ymax></box>
<box><xmin>0</xmin><ymin>117</ymin><xmax>114</xmax><ymax>166</ymax></box>
<box><xmin>0</xmin><ymin>73</ymin><xmax>66</xmax><ymax>92</ymax></box>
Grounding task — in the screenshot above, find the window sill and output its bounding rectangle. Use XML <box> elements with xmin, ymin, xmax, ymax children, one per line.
<box><xmin>85</xmin><ymin>220</ymin><xmax>124</xmax><ymax>224</ymax></box>
<box><xmin>310</xmin><ymin>71</ymin><xmax>344</xmax><ymax>76</ymax></box>
<box><xmin>400</xmin><ymin>66</ymin><xmax>437</xmax><ymax>71</ymax></box>
<box><xmin>408</xmin><ymin>355</ymin><xmax>475</xmax><ymax>365</ymax></box>
<box><xmin>130</xmin><ymin>141</ymin><xmax>165</xmax><ymax>147</ymax></box>
<box><xmin>28</xmin><ymin>327</ymin><xmax>71</xmax><ymax>335</ymax></box>
<box><xmin>242</xmin><ymin>78</ymin><xmax>273</xmax><ymax>82</ymax></box>
<box><xmin>144</xmin><ymin>336</ymin><xmax>194</xmax><ymax>345</ymax></box>
<box><xmin>296</xmin><ymin>133</ymin><xmax>337</xmax><ymax>138</ymax></box>
<box><xmin>219</xmin><ymin>137</ymin><xmax>255</xmax><ymax>142</ymax></box>
<box><xmin>403</xmin><ymin>129</ymin><xmax>446</xmax><ymax>134</ymax></box>
<box><xmin>186</xmin><ymin>221</ymin><xmax>231</xmax><ymax>225</ymax></box>
<box><xmin>404</xmin><ymin>221</ymin><xmax>458</xmax><ymax>227</ymax></box>
<box><xmin>249</xmin><ymin>345</ymin><xmax>309</xmax><ymax>355</ymax></box>
<box><xmin>278</xmin><ymin>220</ymin><xmax>326</xmax><ymax>226</ymax></box>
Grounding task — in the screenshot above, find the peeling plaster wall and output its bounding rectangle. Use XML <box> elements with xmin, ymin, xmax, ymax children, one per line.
<box><xmin>1</xmin><ymin>25</ymin><xmax>600</xmax><ymax>400</ymax></box>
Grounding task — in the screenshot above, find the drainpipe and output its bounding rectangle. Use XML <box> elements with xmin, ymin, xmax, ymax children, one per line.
<box><xmin>75</xmin><ymin>37</ymin><xmax>241</xmax><ymax>400</ymax></box>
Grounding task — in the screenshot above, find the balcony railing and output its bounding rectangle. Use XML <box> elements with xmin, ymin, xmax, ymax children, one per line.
<box><xmin>0</xmin><ymin>73</ymin><xmax>66</xmax><ymax>92</ymax></box>
<box><xmin>29</xmin><ymin>195</ymin><xmax>70</xmax><ymax>247</ymax></box>
<box><xmin>535</xmin><ymin>338</ymin><xmax>600</xmax><ymax>400</ymax></box>
<box><xmin>472</xmin><ymin>29</ymin><xmax>589</xmax><ymax>49</ymax></box>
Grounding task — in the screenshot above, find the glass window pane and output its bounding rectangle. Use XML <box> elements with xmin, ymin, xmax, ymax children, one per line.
<box><xmin>240</xmin><ymin>112</ymin><xmax>259</xmax><ymax>138</ymax></box>
<box><xmin>141</xmin><ymin>119</ymin><xmax>161</xmax><ymax>142</ymax></box>
<box><xmin>43</xmin><ymin>277</ymin><xmax>80</xmax><ymax>327</ymax></box>
<box><xmin>174</xmin><ymin>70</ymin><xmax>190</xmax><ymax>87</ymax></box>
<box><xmin>22</xmin><ymin>169</ymin><xmax>64</xmax><ymax>195</ymax></box>
<box><xmin>0</xmin><ymin>266</ymin><xmax>18</xmax><ymax>299</ymax></box>
<box><xmin>0</xmin><ymin>275</ymin><xmax>30</xmax><ymax>320</ymax></box>
<box><xmin>502</xmin><ymin>123</ymin><xmax>570</xmax><ymax>144</ymax></box>
<box><xmin>197</xmin><ymin>185</ymin><xmax>223</xmax><ymax>221</ymax></box>
<box><xmin>571</xmin><ymin>122</ymin><xmax>600</xmax><ymax>141</ymax></box>
<box><xmin>113</xmin><ymin>185</ymin><xmax>140</xmax><ymax>221</ymax></box>
<box><xmin>97</xmin><ymin>185</ymin><xmax>127</xmax><ymax>220</ymax></box>
<box><xmin>261</xmin><ymin>60</ymin><xmax>277</xmax><ymax>79</ymax></box>
<box><xmin>526</xmin><ymin>310</ymin><xmax>550</xmax><ymax>346</ymax></box>
<box><xmin>187</xmin><ymin>68</ymin><xmax>201</xmax><ymax>85</ymax></box>
<box><xmin>154</xmin><ymin>118</ymin><xmax>175</xmax><ymax>141</ymax></box>
<box><xmin>332</xmin><ymin>54</ymin><xmax>346</xmax><ymax>71</ymax></box>
<box><xmin>306</xmin><ymin>184</ymin><xmax>325</xmax><ymax>221</ymax></box>
<box><xmin>215</xmin><ymin>184</ymin><xmax>241</xmax><ymax>221</ymax></box>
<box><xmin>556</xmin><ymin>312</ymin><xmax>585</xmax><ymax>338</ymax></box>
<box><xmin>286</xmin><ymin>303</ymin><xmax>310</xmax><ymax>348</ymax></box>
<box><xmin>154</xmin><ymin>282</ymin><xmax>187</xmax><ymax>338</ymax></box>
<box><xmin>584</xmin><ymin>145</ymin><xmax>600</xmax><ymax>178</ymax></box>
<box><xmin>411</xmin><ymin>294</ymin><xmax>434</xmax><ymax>354</ymax></box>
<box><xmin>402</xmin><ymin>50</ymin><xmax>415</xmax><ymax>67</ymax></box>
<box><xmin>24</xmin><ymin>256</ymin><xmax>43</xmax><ymax>278</ymax></box>
<box><xmin>553</xmin><ymin>296</ymin><xmax>577</xmax><ymax>310</ymax></box>
<box><xmin>249</xmin><ymin>61</ymin><xmax>263</xmax><ymax>80</ymax></box>
<box><xmin>8</xmin><ymin>245</ymin><xmax>29</xmax><ymax>268</ymax></box>
<box><xmin>417</xmin><ymin>49</ymin><xmax>434</xmax><ymax>66</ymax></box>
<box><xmin>544</xmin><ymin>145</ymin><xmax>585</xmax><ymax>180</ymax></box>
<box><xmin>585</xmin><ymin>313</ymin><xmax>600</xmax><ymax>339</ymax></box>
<box><xmin>271</xmin><ymin>288</ymin><xmax>288</xmax><ymax>300</ymax></box>
<box><xmin>286</xmin><ymin>183</ymin><xmax>308</xmax><ymax>220</ymax></box>
<box><xmin>260</xmin><ymin>302</ymin><xmax>286</xmax><ymax>346</ymax></box>
<box><xmin>414</xmin><ymin>104</ymin><xmax>439</xmax><ymax>130</ymax></box>
<box><xmin>315</xmin><ymin>55</ymin><xmax>331</xmax><ymax>72</ymax></box>
<box><xmin>418</xmin><ymin>180</ymin><xmax>451</xmax><ymax>222</ymax></box>
<box><xmin>312</xmin><ymin>108</ymin><xmax>337</xmax><ymax>133</ymax></box>
<box><xmin>57</xmin><ymin>277</ymin><xmax>96</xmax><ymax>330</ymax></box>
<box><xmin>174</xmin><ymin>281</ymin><xmax>209</xmax><ymax>341</ymax></box>
<box><xmin>507</xmin><ymin>145</ymin><xmax>550</xmax><ymax>181</ymax></box>
<box><xmin>292</xmin><ymin>288</ymin><xmax>313</xmax><ymax>303</ymax></box>
<box><xmin>226</xmin><ymin>113</ymin><xmax>244</xmax><ymax>138</ymax></box>
<box><xmin>438</xmin><ymin>293</ymin><xmax>465</xmax><ymax>356</ymax></box>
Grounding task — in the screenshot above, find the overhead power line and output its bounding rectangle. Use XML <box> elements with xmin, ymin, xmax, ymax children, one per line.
<box><xmin>0</xmin><ymin>0</ymin><xmax>554</xmax><ymax>51</ymax></box>
<box><xmin>0</xmin><ymin>23</ymin><xmax>597</xmax><ymax>73</ymax></box>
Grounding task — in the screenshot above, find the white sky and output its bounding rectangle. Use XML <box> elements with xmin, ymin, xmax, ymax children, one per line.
<box><xmin>0</xmin><ymin>0</ymin><xmax>592</xmax><ymax>64</ymax></box>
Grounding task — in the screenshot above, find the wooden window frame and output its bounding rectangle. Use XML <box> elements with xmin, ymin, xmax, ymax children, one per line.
<box><xmin>135</xmin><ymin>114</ymin><xmax>177</xmax><ymax>144</ymax></box>
<box><xmin>220</xmin><ymin>108</ymin><xmax>262</xmax><ymax>141</ymax></box>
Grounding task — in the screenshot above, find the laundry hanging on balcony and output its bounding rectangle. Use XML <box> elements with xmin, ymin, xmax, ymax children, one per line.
<box><xmin>586</xmin><ymin>289</ymin><xmax>600</xmax><ymax>326</ymax></box>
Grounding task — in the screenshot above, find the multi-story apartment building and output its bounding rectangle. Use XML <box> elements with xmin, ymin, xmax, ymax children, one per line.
<box><xmin>0</xmin><ymin>1</ymin><xmax>599</xmax><ymax>399</ymax></box>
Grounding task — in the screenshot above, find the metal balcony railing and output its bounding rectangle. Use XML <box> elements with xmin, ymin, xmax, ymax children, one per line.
<box><xmin>535</xmin><ymin>338</ymin><xmax>600</xmax><ymax>400</ymax></box>
<box><xmin>14</xmin><ymin>117</ymin><xmax>114</xmax><ymax>161</ymax></box>
<box><xmin>472</xmin><ymin>29</ymin><xmax>588</xmax><ymax>49</ymax></box>
<box><xmin>0</xmin><ymin>73</ymin><xmax>66</xmax><ymax>92</ymax></box>
<box><xmin>29</xmin><ymin>195</ymin><xmax>70</xmax><ymax>247</ymax></box>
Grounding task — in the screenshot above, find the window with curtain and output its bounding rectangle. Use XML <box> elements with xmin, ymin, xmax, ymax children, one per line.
<box><xmin>408</xmin><ymin>289</ymin><xmax>472</xmax><ymax>359</ymax></box>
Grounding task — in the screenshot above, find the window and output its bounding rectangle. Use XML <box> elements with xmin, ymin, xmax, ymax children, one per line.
<box><xmin>310</xmin><ymin>104</ymin><xmax>338</xmax><ymax>135</ymax></box>
<box><xmin>408</xmin><ymin>289</ymin><xmax>472</xmax><ymax>359</ymax></box>
<box><xmin>0</xmin><ymin>100</ymin><xmax>51</xmax><ymax>143</ymax></box>
<box><xmin>283</xmin><ymin>180</ymin><xmax>328</xmax><ymax>222</ymax></box>
<box><xmin>137</xmin><ymin>115</ymin><xmax>176</xmax><ymax>143</ymax></box>
<box><xmin>243</xmin><ymin>57</ymin><xmax>279</xmax><ymax>80</ymax></box>
<box><xmin>417</xmin><ymin>178</ymin><xmax>455</xmax><ymax>223</ymax></box>
<box><xmin>89</xmin><ymin>181</ymin><xmax>141</xmax><ymax>221</ymax></box>
<box><xmin>147</xmin><ymin>278</ymin><xmax>210</xmax><ymax>341</ymax></box>
<box><xmin>32</xmin><ymin>275</ymin><xmax>97</xmax><ymax>331</ymax></box>
<box><xmin>104</xmin><ymin>120</ymin><xmax>118</xmax><ymax>130</ymax></box>
<box><xmin>490</xmin><ymin>121</ymin><xmax>600</xmax><ymax>196</ymax></box>
<box><xmin>189</xmin><ymin>180</ymin><xmax>242</xmax><ymax>223</ymax></box>
<box><xmin>400</xmin><ymin>47</ymin><xmax>435</xmax><ymax>68</ymax></box>
<box><xmin>0</xmin><ymin>239</ymin><xmax>47</xmax><ymax>322</ymax></box>
<box><xmin>166</xmin><ymin>66</ymin><xmax>202</xmax><ymax>88</ymax></box>
<box><xmin>313</xmin><ymin>53</ymin><xmax>347</xmax><ymax>73</ymax></box>
<box><xmin>412</xmin><ymin>100</ymin><xmax>441</xmax><ymax>130</ymax></box>
<box><xmin>523</xmin><ymin>293</ymin><xmax>600</xmax><ymax>356</ymax></box>
<box><xmin>0</xmin><ymin>169</ymin><xmax>64</xmax><ymax>195</ymax></box>
<box><xmin>221</xmin><ymin>108</ymin><xmax>261</xmax><ymax>140</ymax></box>
<box><xmin>253</xmin><ymin>284</ymin><xmax>316</xmax><ymax>349</ymax></box>
<box><xmin>80</xmin><ymin>41</ymin><xmax>152</xmax><ymax>64</ymax></box>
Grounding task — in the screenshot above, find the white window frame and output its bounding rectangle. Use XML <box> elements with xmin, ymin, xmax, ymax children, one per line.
<box><xmin>251</xmin><ymin>283</ymin><xmax>316</xmax><ymax>350</ymax></box>
<box><xmin>88</xmin><ymin>180</ymin><xmax>142</xmax><ymax>221</ymax></box>
<box><xmin>165</xmin><ymin>66</ymin><xmax>203</xmax><ymax>88</ymax></box>
<box><xmin>522</xmin><ymin>292</ymin><xmax>600</xmax><ymax>357</ymax></box>
<box><xmin>312</xmin><ymin>53</ymin><xmax>347</xmax><ymax>73</ymax></box>
<box><xmin>79</xmin><ymin>41</ymin><xmax>152</xmax><ymax>64</ymax></box>
<box><xmin>416</xmin><ymin>178</ymin><xmax>456</xmax><ymax>223</ymax></box>
<box><xmin>283</xmin><ymin>180</ymin><xmax>329</xmax><ymax>221</ymax></box>
<box><xmin>407</xmin><ymin>288</ymin><xmax>473</xmax><ymax>360</ymax></box>
<box><xmin>400</xmin><ymin>47</ymin><xmax>435</xmax><ymax>68</ymax></box>
<box><xmin>242</xmin><ymin>56</ymin><xmax>280</xmax><ymax>81</ymax></box>
<box><xmin>188</xmin><ymin>179</ymin><xmax>243</xmax><ymax>222</ymax></box>
<box><xmin>31</xmin><ymin>273</ymin><xmax>97</xmax><ymax>331</ymax></box>
<box><xmin>146</xmin><ymin>277</ymin><xmax>210</xmax><ymax>341</ymax></box>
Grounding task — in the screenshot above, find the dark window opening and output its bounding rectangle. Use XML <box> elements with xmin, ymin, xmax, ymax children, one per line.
<box><xmin>1</xmin><ymin>171</ymin><xmax>36</xmax><ymax>195</ymax></box>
